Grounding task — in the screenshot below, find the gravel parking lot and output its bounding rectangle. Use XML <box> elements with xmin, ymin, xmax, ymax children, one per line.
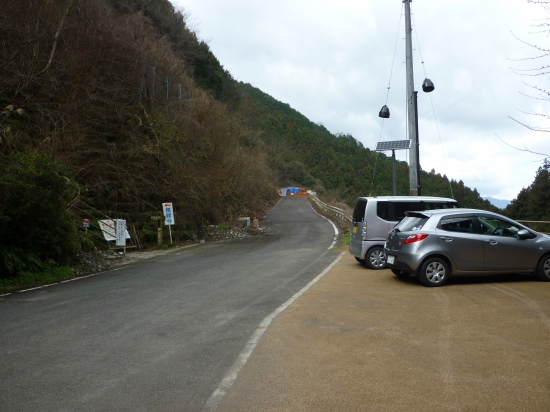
<box><xmin>217</xmin><ymin>252</ymin><xmax>550</xmax><ymax>412</ymax></box>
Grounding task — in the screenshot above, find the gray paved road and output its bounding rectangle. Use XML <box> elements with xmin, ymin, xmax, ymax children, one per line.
<box><xmin>0</xmin><ymin>197</ymin><xmax>340</xmax><ymax>411</ymax></box>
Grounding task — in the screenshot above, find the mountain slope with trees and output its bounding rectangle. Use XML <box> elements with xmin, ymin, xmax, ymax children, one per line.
<box><xmin>0</xmin><ymin>0</ymin><xmax>276</xmax><ymax>277</ymax></box>
<box><xmin>0</xmin><ymin>0</ymin><xmax>508</xmax><ymax>280</ymax></box>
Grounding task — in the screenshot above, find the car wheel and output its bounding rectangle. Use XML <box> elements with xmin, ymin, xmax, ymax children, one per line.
<box><xmin>365</xmin><ymin>247</ymin><xmax>386</xmax><ymax>270</ymax></box>
<box><xmin>391</xmin><ymin>268</ymin><xmax>410</xmax><ymax>277</ymax></box>
<box><xmin>355</xmin><ymin>256</ymin><xmax>366</xmax><ymax>265</ymax></box>
<box><xmin>537</xmin><ymin>254</ymin><xmax>550</xmax><ymax>282</ymax></box>
<box><xmin>418</xmin><ymin>257</ymin><xmax>449</xmax><ymax>287</ymax></box>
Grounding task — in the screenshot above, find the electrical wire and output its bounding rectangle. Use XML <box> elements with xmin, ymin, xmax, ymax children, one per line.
<box><xmin>370</xmin><ymin>3</ymin><xmax>404</xmax><ymax>196</ymax></box>
<box><xmin>412</xmin><ymin>14</ymin><xmax>454</xmax><ymax>199</ymax></box>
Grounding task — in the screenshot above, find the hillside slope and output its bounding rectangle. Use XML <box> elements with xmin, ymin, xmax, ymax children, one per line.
<box><xmin>0</xmin><ymin>0</ymin><xmax>502</xmax><ymax>277</ymax></box>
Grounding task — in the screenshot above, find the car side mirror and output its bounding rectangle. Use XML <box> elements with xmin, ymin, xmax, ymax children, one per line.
<box><xmin>517</xmin><ymin>229</ymin><xmax>531</xmax><ymax>239</ymax></box>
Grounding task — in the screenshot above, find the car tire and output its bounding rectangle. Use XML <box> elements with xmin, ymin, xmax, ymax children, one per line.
<box><xmin>537</xmin><ymin>254</ymin><xmax>550</xmax><ymax>282</ymax></box>
<box><xmin>355</xmin><ymin>256</ymin><xmax>366</xmax><ymax>265</ymax></box>
<box><xmin>365</xmin><ymin>247</ymin><xmax>386</xmax><ymax>270</ymax></box>
<box><xmin>391</xmin><ymin>268</ymin><xmax>410</xmax><ymax>277</ymax></box>
<box><xmin>418</xmin><ymin>257</ymin><xmax>449</xmax><ymax>287</ymax></box>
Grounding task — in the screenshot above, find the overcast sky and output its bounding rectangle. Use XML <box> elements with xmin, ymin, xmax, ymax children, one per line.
<box><xmin>171</xmin><ymin>0</ymin><xmax>549</xmax><ymax>201</ymax></box>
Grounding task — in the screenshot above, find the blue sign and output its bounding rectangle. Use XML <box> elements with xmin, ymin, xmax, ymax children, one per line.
<box><xmin>162</xmin><ymin>203</ymin><xmax>175</xmax><ymax>226</ymax></box>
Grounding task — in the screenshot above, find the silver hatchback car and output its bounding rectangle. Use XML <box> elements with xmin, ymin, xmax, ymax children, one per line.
<box><xmin>384</xmin><ymin>208</ymin><xmax>550</xmax><ymax>287</ymax></box>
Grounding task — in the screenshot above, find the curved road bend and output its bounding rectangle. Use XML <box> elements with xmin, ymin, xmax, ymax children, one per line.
<box><xmin>0</xmin><ymin>197</ymin><xmax>340</xmax><ymax>412</ymax></box>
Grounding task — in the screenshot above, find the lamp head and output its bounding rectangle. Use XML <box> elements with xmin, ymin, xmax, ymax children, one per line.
<box><xmin>422</xmin><ymin>78</ymin><xmax>435</xmax><ymax>93</ymax></box>
<box><xmin>379</xmin><ymin>105</ymin><xmax>390</xmax><ymax>118</ymax></box>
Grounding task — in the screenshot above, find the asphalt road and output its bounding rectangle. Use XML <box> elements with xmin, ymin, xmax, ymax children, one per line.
<box><xmin>0</xmin><ymin>197</ymin><xmax>340</xmax><ymax>412</ymax></box>
<box><xmin>217</xmin><ymin>253</ymin><xmax>550</xmax><ymax>412</ymax></box>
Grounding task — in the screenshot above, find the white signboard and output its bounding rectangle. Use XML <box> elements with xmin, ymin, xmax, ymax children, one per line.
<box><xmin>163</xmin><ymin>202</ymin><xmax>175</xmax><ymax>226</ymax></box>
<box><xmin>116</xmin><ymin>219</ymin><xmax>127</xmax><ymax>247</ymax></box>
<box><xmin>99</xmin><ymin>220</ymin><xmax>131</xmax><ymax>241</ymax></box>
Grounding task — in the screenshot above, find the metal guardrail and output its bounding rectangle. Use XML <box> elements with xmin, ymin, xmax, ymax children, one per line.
<box><xmin>516</xmin><ymin>220</ymin><xmax>550</xmax><ymax>235</ymax></box>
<box><xmin>310</xmin><ymin>195</ymin><xmax>352</xmax><ymax>225</ymax></box>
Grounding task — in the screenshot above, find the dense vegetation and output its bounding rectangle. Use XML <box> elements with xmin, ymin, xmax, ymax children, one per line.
<box><xmin>505</xmin><ymin>160</ymin><xmax>550</xmax><ymax>221</ymax></box>
<box><xmin>0</xmin><ymin>0</ymin><xmax>546</xmax><ymax>281</ymax></box>
<box><xmin>0</xmin><ymin>0</ymin><xmax>276</xmax><ymax>277</ymax></box>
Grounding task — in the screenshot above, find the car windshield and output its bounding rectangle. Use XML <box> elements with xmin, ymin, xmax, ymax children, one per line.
<box><xmin>394</xmin><ymin>216</ymin><xmax>429</xmax><ymax>232</ymax></box>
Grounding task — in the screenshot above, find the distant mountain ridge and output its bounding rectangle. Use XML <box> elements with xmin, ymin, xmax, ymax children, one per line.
<box><xmin>483</xmin><ymin>197</ymin><xmax>511</xmax><ymax>209</ymax></box>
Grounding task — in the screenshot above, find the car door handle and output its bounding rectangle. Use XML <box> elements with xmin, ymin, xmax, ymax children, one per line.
<box><xmin>485</xmin><ymin>239</ymin><xmax>498</xmax><ymax>245</ymax></box>
<box><xmin>439</xmin><ymin>236</ymin><xmax>453</xmax><ymax>242</ymax></box>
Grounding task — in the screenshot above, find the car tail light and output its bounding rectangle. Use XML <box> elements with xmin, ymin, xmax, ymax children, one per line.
<box><xmin>361</xmin><ymin>222</ymin><xmax>367</xmax><ymax>239</ymax></box>
<box><xmin>404</xmin><ymin>233</ymin><xmax>429</xmax><ymax>244</ymax></box>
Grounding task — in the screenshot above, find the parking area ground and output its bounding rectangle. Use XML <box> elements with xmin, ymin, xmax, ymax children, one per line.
<box><xmin>217</xmin><ymin>252</ymin><xmax>550</xmax><ymax>412</ymax></box>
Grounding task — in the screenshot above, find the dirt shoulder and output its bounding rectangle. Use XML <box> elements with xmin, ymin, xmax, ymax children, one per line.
<box><xmin>217</xmin><ymin>253</ymin><xmax>550</xmax><ymax>412</ymax></box>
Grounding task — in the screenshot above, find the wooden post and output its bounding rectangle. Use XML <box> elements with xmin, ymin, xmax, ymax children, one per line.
<box><xmin>151</xmin><ymin>215</ymin><xmax>163</xmax><ymax>245</ymax></box>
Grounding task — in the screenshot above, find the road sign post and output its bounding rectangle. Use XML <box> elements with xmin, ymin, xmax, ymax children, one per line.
<box><xmin>162</xmin><ymin>203</ymin><xmax>175</xmax><ymax>244</ymax></box>
<box><xmin>116</xmin><ymin>219</ymin><xmax>127</xmax><ymax>257</ymax></box>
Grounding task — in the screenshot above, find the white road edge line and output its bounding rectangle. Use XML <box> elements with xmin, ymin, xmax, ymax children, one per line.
<box><xmin>18</xmin><ymin>284</ymin><xmax>57</xmax><ymax>292</ymax></box>
<box><xmin>307</xmin><ymin>200</ymin><xmax>340</xmax><ymax>249</ymax></box>
<box><xmin>203</xmin><ymin>252</ymin><xmax>345</xmax><ymax>411</ymax></box>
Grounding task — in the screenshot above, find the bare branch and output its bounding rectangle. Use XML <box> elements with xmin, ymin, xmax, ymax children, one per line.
<box><xmin>36</xmin><ymin>0</ymin><xmax>75</xmax><ymax>76</ymax></box>
<box><xmin>515</xmin><ymin>107</ymin><xmax>550</xmax><ymax>118</ymax></box>
<box><xmin>507</xmin><ymin>116</ymin><xmax>550</xmax><ymax>132</ymax></box>
<box><xmin>495</xmin><ymin>133</ymin><xmax>550</xmax><ymax>159</ymax></box>
<box><xmin>510</xmin><ymin>31</ymin><xmax>550</xmax><ymax>55</ymax></box>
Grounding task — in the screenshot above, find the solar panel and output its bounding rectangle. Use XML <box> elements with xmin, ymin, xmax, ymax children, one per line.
<box><xmin>375</xmin><ymin>140</ymin><xmax>411</xmax><ymax>151</ymax></box>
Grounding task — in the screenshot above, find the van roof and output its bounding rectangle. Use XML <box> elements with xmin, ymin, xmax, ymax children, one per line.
<box><xmin>356</xmin><ymin>196</ymin><xmax>456</xmax><ymax>202</ymax></box>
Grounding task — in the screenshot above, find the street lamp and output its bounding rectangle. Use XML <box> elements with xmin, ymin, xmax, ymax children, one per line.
<box><xmin>414</xmin><ymin>78</ymin><xmax>435</xmax><ymax>195</ymax></box>
<box><xmin>422</xmin><ymin>78</ymin><xmax>435</xmax><ymax>93</ymax></box>
<box><xmin>377</xmin><ymin>77</ymin><xmax>434</xmax><ymax>196</ymax></box>
<box><xmin>378</xmin><ymin>105</ymin><xmax>390</xmax><ymax>119</ymax></box>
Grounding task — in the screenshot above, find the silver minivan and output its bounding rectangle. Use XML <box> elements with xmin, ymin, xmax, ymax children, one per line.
<box><xmin>349</xmin><ymin>196</ymin><xmax>458</xmax><ymax>269</ymax></box>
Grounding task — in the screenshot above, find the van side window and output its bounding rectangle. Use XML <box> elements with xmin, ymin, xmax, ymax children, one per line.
<box><xmin>391</xmin><ymin>202</ymin><xmax>421</xmax><ymax>221</ymax></box>
<box><xmin>377</xmin><ymin>201</ymin><xmax>389</xmax><ymax>220</ymax></box>
<box><xmin>424</xmin><ymin>202</ymin><xmax>449</xmax><ymax>210</ymax></box>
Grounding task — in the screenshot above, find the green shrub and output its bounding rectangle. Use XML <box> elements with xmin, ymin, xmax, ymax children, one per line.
<box><xmin>342</xmin><ymin>233</ymin><xmax>351</xmax><ymax>246</ymax></box>
<box><xmin>0</xmin><ymin>265</ymin><xmax>74</xmax><ymax>293</ymax></box>
<box><xmin>0</xmin><ymin>151</ymin><xmax>79</xmax><ymax>277</ymax></box>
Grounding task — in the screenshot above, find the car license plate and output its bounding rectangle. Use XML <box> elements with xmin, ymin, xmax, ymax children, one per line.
<box><xmin>387</xmin><ymin>255</ymin><xmax>395</xmax><ymax>264</ymax></box>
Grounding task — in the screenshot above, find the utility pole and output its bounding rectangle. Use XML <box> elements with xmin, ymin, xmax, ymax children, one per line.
<box><xmin>404</xmin><ymin>0</ymin><xmax>418</xmax><ymax>196</ymax></box>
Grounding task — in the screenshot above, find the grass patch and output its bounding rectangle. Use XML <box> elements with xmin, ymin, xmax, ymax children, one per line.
<box><xmin>342</xmin><ymin>233</ymin><xmax>350</xmax><ymax>245</ymax></box>
<box><xmin>0</xmin><ymin>266</ymin><xmax>74</xmax><ymax>293</ymax></box>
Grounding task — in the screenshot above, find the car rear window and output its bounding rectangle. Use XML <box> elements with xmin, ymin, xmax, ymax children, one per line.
<box><xmin>352</xmin><ymin>199</ymin><xmax>368</xmax><ymax>221</ymax></box>
<box><xmin>394</xmin><ymin>216</ymin><xmax>430</xmax><ymax>232</ymax></box>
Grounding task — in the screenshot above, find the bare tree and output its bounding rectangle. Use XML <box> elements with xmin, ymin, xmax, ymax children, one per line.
<box><xmin>509</xmin><ymin>0</ymin><xmax>550</xmax><ymax>132</ymax></box>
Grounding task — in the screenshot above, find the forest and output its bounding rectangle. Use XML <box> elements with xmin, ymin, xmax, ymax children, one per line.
<box><xmin>0</xmin><ymin>0</ymin><xmax>547</xmax><ymax>280</ymax></box>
